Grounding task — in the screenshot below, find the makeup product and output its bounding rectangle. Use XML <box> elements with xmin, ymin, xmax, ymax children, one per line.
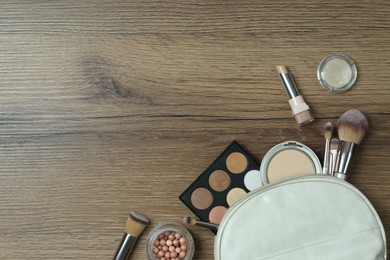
<box><xmin>146</xmin><ymin>222</ymin><xmax>194</xmax><ymax>260</ymax></box>
<box><xmin>260</xmin><ymin>141</ymin><xmax>322</xmax><ymax>185</ymax></box>
<box><xmin>183</xmin><ymin>216</ymin><xmax>219</xmax><ymax>230</ymax></box>
<box><xmin>334</xmin><ymin>109</ymin><xmax>368</xmax><ymax>180</ymax></box>
<box><xmin>329</xmin><ymin>138</ymin><xmax>339</xmax><ymax>176</ymax></box>
<box><xmin>317</xmin><ymin>53</ymin><xmax>357</xmax><ymax>93</ymax></box>
<box><xmin>179</xmin><ymin>141</ymin><xmax>261</xmax><ymax>233</ymax></box>
<box><xmin>322</xmin><ymin>122</ymin><xmax>333</xmax><ymax>175</ymax></box>
<box><xmin>276</xmin><ymin>66</ymin><xmax>314</xmax><ymax>126</ymax></box>
<box><xmin>114</xmin><ymin>211</ymin><xmax>149</xmax><ymax>260</ymax></box>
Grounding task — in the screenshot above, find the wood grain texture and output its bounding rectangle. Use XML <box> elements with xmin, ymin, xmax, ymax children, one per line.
<box><xmin>0</xmin><ymin>0</ymin><xmax>389</xmax><ymax>259</ymax></box>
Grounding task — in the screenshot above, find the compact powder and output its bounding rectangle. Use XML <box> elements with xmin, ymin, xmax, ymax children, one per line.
<box><xmin>317</xmin><ymin>53</ymin><xmax>357</xmax><ymax>93</ymax></box>
<box><xmin>226</xmin><ymin>152</ymin><xmax>248</xmax><ymax>174</ymax></box>
<box><xmin>209</xmin><ymin>206</ymin><xmax>228</xmax><ymax>225</ymax></box>
<box><xmin>267</xmin><ymin>149</ymin><xmax>314</xmax><ymax>183</ymax></box>
<box><xmin>191</xmin><ymin>187</ymin><xmax>213</xmax><ymax>210</ymax></box>
<box><xmin>260</xmin><ymin>141</ymin><xmax>322</xmax><ymax>185</ymax></box>
<box><xmin>244</xmin><ymin>170</ymin><xmax>262</xmax><ymax>191</ymax></box>
<box><xmin>226</xmin><ymin>187</ymin><xmax>247</xmax><ymax>206</ymax></box>
<box><xmin>209</xmin><ymin>170</ymin><xmax>230</xmax><ymax>192</ymax></box>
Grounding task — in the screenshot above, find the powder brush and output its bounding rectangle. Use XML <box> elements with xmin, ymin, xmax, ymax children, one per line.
<box><xmin>334</xmin><ymin>109</ymin><xmax>369</xmax><ymax>180</ymax></box>
<box><xmin>114</xmin><ymin>211</ymin><xmax>149</xmax><ymax>260</ymax></box>
<box><xmin>183</xmin><ymin>216</ymin><xmax>219</xmax><ymax>230</ymax></box>
<box><xmin>322</xmin><ymin>122</ymin><xmax>333</xmax><ymax>175</ymax></box>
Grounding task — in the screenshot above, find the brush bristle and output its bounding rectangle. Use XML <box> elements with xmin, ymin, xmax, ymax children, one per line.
<box><xmin>276</xmin><ymin>65</ymin><xmax>288</xmax><ymax>74</ymax></box>
<box><xmin>324</xmin><ymin>122</ymin><xmax>333</xmax><ymax>139</ymax></box>
<box><xmin>330</xmin><ymin>138</ymin><xmax>339</xmax><ymax>150</ymax></box>
<box><xmin>337</xmin><ymin>109</ymin><xmax>369</xmax><ymax>144</ymax></box>
<box><xmin>125</xmin><ymin>211</ymin><xmax>149</xmax><ymax>237</ymax></box>
<box><xmin>183</xmin><ymin>216</ymin><xmax>196</xmax><ymax>225</ymax></box>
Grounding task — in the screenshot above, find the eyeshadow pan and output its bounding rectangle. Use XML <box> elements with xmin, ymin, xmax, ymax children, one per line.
<box><xmin>226</xmin><ymin>152</ymin><xmax>248</xmax><ymax>174</ymax></box>
<box><xmin>191</xmin><ymin>187</ymin><xmax>213</xmax><ymax>210</ymax></box>
<box><xmin>209</xmin><ymin>170</ymin><xmax>230</xmax><ymax>192</ymax></box>
<box><xmin>244</xmin><ymin>170</ymin><xmax>262</xmax><ymax>191</ymax></box>
<box><xmin>209</xmin><ymin>206</ymin><xmax>228</xmax><ymax>225</ymax></box>
<box><xmin>226</xmin><ymin>187</ymin><xmax>247</xmax><ymax>206</ymax></box>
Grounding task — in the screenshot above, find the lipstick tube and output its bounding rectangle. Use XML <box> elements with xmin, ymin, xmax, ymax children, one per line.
<box><xmin>276</xmin><ymin>66</ymin><xmax>314</xmax><ymax>126</ymax></box>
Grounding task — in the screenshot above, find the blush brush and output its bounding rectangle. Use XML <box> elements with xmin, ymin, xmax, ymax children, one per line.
<box><xmin>334</xmin><ymin>109</ymin><xmax>369</xmax><ymax>180</ymax></box>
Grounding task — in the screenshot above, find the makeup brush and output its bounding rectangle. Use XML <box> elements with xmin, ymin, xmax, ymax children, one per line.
<box><xmin>183</xmin><ymin>216</ymin><xmax>219</xmax><ymax>230</ymax></box>
<box><xmin>329</xmin><ymin>138</ymin><xmax>339</xmax><ymax>176</ymax></box>
<box><xmin>322</xmin><ymin>122</ymin><xmax>333</xmax><ymax>175</ymax></box>
<box><xmin>334</xmin><ymin>109</ymin><xmax>369</xmax><ymax>180</ymax></box>
<box><xmin>114</xmin><ymin>211</ymin><xmax>149</xmax><ymax>260</ymax></box>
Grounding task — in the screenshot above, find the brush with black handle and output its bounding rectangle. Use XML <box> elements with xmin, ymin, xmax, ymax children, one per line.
<box><xmin>183</xmin><ymin>216</ymin><xmax>219</xmax><ymax>230</ymax></box>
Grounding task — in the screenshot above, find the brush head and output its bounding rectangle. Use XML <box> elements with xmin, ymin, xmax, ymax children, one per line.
<box><xmin>330</xmin><ymin>138</ymin><xmax>339</xmax><ymax>150</ymax></box>
<box><xmin>337</xmin><ymin>109</ymin><xmax>369</xmax><ymax>144</ymax></box>
<box><xmin>125</xmin><ymin>211</ymin><xmax>149</xmax><ymax>237</ymax></box>
<box><xmin>324</xmin><ymin>122</ymin><xmax>333</xmax><ymax>139</ymax></box>
<box><xmin>276</xmin><ymin>65</ymin><xmax>288</xmax><ymax>74</ymax></box>
<box><xmin>183</xmin><ymin>216</ymin><xmax>196</xmax><ymax>225</ymax></box>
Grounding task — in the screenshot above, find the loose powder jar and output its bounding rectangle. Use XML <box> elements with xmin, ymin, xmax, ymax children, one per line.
<box><xmin>146</xmin><ymin>222</ymin><xmax>194</xmax><ymax>260</ymax></box>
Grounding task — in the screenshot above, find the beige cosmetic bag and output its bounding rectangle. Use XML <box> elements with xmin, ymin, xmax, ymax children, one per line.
<box><xmin>214</xmin><ymin>175</ymin><xmax>386</xmax><ymax>260</ymax></box>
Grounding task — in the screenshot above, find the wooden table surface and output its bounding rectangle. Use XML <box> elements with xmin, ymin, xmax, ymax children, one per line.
<box><xmin>1</xmin><ymin>1</ymin><xmax>389</xmax><ymax>259</ymax></box>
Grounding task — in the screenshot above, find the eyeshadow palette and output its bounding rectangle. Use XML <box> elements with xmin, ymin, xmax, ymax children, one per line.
<box><xmin>179</xmin><ymin>141</ymin><xmax>261</xmax><ymax>233</ymax></box>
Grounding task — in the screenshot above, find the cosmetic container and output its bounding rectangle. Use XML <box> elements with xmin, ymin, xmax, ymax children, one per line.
<box><xmin>146</xmin><ymin>222</ymin><xmax>194</xmax><ymax>260</ymax></box>
<box><xmin>276</xmin><ymin>66</ymin><xmax>314</xmax><ymax>125</ymax></box>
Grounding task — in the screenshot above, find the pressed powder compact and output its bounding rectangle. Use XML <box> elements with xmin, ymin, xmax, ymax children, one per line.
<box><xmin>260</xmin><ymin>141</ymin><xmax>321</xmax><ymax>185</ymax></box>
<box><xmin>317</xmin><ymin>53</ymin><xmax>357</xmax><ymax>93</ymax></box>
<box><xmin>179</xmin><ymin>141</ymin><xmax>261</xmax><ymax>233</ymax></box>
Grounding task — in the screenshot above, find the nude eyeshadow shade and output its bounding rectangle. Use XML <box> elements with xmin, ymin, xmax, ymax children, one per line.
<box><xmin>190</xmin><ymin>187</ymin><xmax>213</xmax><ymax>210</ymax></box>
<box><xmin>209</xmin><ymin>170</ymin><xmax>230</xmax><ymax>192</ymax></box>
<box><xmin>209</xmin><ymin>206</ymin><xmax>228</xmax><ymax>225</ymax></box>
<box><xmin>226</xmin><ymin>152</ymin><xmax>248</xmax><ymax>174</ymax></box>
<box><xmin>179</xmin><ymin>141</ymin><xmax>261</xmax><ymax>234</ymax></box>
<box><xmin>226</xmin><ymin>187</ymin><xmax>247</xmax><ymax>206</ymax></box>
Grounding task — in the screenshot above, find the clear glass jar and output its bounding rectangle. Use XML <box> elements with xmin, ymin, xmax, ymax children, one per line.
<box><xmin>146</xmin><ymin>221</ymin><xmax>195</xmax><ymax>260</ymax></box>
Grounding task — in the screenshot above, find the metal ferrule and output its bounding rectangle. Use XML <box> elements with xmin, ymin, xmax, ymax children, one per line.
<box><xmin>279</xmin><ymin>73</ymin><xmax>300</xmax><ymax>99</ymax></box>
<box><xmin>113</xmin><ymin>233</ymin><xmax>137</xmax><ymax>260</ymax></box>
<box><xmin>329</xmin><ymin>149</ymin><xmax>338</xmax><ymax>176</ymax></box>
<box><xmin>322</xmin><ymin>139</ymin><xmax>331</xmax><ymax>175</ymax></box>
<box><xmin>334</xmin><ymin>141</ymin><xmax>358</xmax><ymax>180</ymax></box>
